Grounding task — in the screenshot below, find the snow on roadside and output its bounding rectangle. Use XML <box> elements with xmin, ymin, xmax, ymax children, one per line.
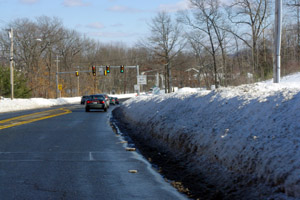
<box><xmin>110</xmin><ymin>93</ymin><xmax>137</xmax><ymax>99</ymax></box>
<box><xmin>0</xmin><ymin>93</ymin><xmax>136</xmax><ymax>113</ymax></box>
<box><xmin>119</xmin><ymin>79</ymin><xmax>300</xmax><ymax>199</ymax></box>
<box><xmin>0</xmin><ymin>97</ymin><xmax>81</xmax><ymax>113</ymax></box>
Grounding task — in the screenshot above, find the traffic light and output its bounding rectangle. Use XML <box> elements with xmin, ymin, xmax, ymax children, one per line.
<box><xmin>92</xmin><ymin>66</ymin><xmax>96</xmax><ymax>76</ymax></box>
<box><xmin>75</xmin><ymin>71</ymin><xmax>79</xmax><ymax>77</ymax></box>
<box><xmin>106</xmin><ymin>66</ymin><xmax>110</xmax><ymax>73</ymax></box>
<box><xmin>120</xmin><ymin>65</ymin><xmax>124</xmax><ymax>73</ymax></box>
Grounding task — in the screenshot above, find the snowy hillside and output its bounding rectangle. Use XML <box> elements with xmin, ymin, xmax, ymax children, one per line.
<box><xmin>117</xmin><ymin>73</ymin><xmax>300</xmax><ymax>199</ymax></box>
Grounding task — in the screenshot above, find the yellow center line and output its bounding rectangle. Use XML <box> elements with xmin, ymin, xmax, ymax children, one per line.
<box><xmin>0</xmin><ymin>108</ymin><xmax>72</xmax><ymax>130</ymax></box>
<box><xmin>0</xmin><ymin>109</ymin><xmax>59</xmax><ymax>123</ymax></box>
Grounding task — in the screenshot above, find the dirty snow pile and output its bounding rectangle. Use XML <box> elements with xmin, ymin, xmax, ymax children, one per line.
<box><xmin>119</xmin><ymin>74</ymin><xmax>300</xmax><ymax>199</ymax></box>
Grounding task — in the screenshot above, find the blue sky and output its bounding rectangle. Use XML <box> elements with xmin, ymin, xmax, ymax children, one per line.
<box><xmin>0</xmin><ymin>0</ymin><xmax>190</xmax><ymax>46</ymax></box>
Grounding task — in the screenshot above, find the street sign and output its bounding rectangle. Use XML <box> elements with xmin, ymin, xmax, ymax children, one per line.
<box><xmin>58</xmin><ymin>84</ymin><xmax>62</xmax><ymax>91</ymax></box>
<box><xmin>99</xmin><ymin>67</ymin><xmax>104</xmax><ymax>75</ymax></box>
<box><xmin>137</xmin><ymin>75</ymin><xmax>147</xmax><ymax>85</ymax></box>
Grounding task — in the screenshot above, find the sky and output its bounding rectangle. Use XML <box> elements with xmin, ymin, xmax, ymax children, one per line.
<box><xmin>0</xmin><ymin>0</ymin><xmax>191</xmax><ymax>47</ymax></box>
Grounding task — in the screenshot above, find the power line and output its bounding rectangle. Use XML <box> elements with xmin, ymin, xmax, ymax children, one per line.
<box><xmin>0</xmin><ymin>18</ymin><xmax>8</xmax><ymax>25</ymax></box>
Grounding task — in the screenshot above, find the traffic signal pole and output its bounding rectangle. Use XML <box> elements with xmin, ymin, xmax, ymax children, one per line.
<box><xmin>55</xmin><ymin>65</ymin><xmax>140</xmax><ymax>96</ymax></box>
<box><xmin>99</xmin><ymin>65</ymin><xmax>140</xmax><ymax>95</ymax></box>
<box><xmin>77</xmin><ymin>74</ymin><xmax>80</xmax><ymax>96</ymax></box>
<box><xmin>75</xmin><ymin>68</ymin><xmax>80</xmax><ymax>96</ymax></box>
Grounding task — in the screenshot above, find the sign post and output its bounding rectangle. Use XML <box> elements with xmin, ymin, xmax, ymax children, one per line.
<box><xmin>134</xmin><ymin>84</ymin><xmax>139</xmax><ymax>92</ymax></box>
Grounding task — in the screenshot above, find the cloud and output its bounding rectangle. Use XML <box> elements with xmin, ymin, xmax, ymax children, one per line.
<box><xmin>63</xmin><ymin>0</ymin><xmax>90</xmax><ymax>7</ymax></box>
<box><xmin>107</xmin><ymin>5</ymin><xmax>143</xmax><ymax>13</ymax></box>
<box><xmin>19</xmin><ymin>0</ymin><xmax>39</xmax><ymax>4</ymax></box>
<box><xmin>158</xmin><ymin>0</ymin><xmax>191</xmax><ymax>12</ymax></box>
<box><xmin>86</xmin><ymin>22</ymin><xmax>105</xmax><ymax>29</ymax></box>
<box><xmin>111</xmin><ymin>23</ymin><xmax>123</xmax><ymax>28</ymax></box>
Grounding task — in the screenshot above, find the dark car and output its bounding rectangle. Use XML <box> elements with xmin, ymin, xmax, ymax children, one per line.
<box><xmin>81</xmin><ymin>95</ymin><xmax>89</xmax><ymax>104</ymax></box>
<box><xmin>114</xmin><ymin>97</ymin><xmax>119</xmax><ymax>104</ymax></box>
<box><xmin>109</xmin><ymin>97</ymin><xmax>116</xmax><ymax>105</ymax></box>
<box><xmin>85</xmin><ymin>94</ymin><xmax>108</xmax><ymax>112</ymax></box>
<box><xmin>100</xmin><ymin>94</ymin><xmax>110</xmax><ymax>108</ymax></box>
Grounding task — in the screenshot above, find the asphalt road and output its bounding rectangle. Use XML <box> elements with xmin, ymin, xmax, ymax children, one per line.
<box><xmin>0</xmin><ymin>104</ymin><xmax>188</xmax><ymax>200</ymax></box>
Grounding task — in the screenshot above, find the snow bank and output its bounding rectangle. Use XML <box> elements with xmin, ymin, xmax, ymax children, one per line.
<box><xmin>110</xmin><ymin>93</ymin><xmax>137</xmax><ymax>99</ymax></box>
<box><xmin>119</xmin><ymin>82</ymin><xmax>300</xmax><ymax>198</ymax></box>
<box><xmin>0</xmin><ymin>93</ymin><xmax>136</xmax><ymax>113</ymax></box>
<box><xmin>0</xmin><ymin>97</ymin><xmax>81</xmax><ymax>113</ymax></box>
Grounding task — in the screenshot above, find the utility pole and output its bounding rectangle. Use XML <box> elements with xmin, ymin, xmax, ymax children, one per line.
<box><xmin>274</xmin><ymin>0</ymin><xmax>282</xmax><ymax>83</ymax></box>
<box><xmin>55</xmin><ymin>55</ymin><xmax>60</xmax><ymax>98</ymax></box>
<box><xmin>136</xmin><ymin>65</ymin><xmax>140</xmax><ymax>95</ymax></box>
<box><xmin>8</xmin><ymin>28</ymin><xmax>14</xmax><ymax>100</ymax></box>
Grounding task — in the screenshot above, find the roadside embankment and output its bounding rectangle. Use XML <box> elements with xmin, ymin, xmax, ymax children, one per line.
<box><xmin>113</xmin><ymin>83</ymin><xmax>300</xmax><ymax>200</ymax></box>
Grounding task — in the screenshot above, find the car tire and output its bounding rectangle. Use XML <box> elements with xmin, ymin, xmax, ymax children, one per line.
<box><xmin>85</xmin><ymin>108</ymin><xmax>90</xmax><ymax>112</ymax></box>
<box><xmin>104</xmin><ymin>107</ymin><xmax>107</xmax><ymax>112</ymax></box>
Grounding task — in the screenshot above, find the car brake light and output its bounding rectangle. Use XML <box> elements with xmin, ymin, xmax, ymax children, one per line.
<box><xmin>87</xmin><ymin>100</ymin><xmax>91</xmax><ymax>104</ymax></box>
<box><xmin>101</xmin><ymin>101</ymin><xmax>105</xmax><ymax>104</ymax></box>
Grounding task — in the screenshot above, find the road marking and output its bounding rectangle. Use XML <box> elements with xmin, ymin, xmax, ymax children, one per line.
<box><xmin>89</xmin><ymin>152</ymin><xmax>95</xmax><ymax>161</ymax></box>
<box><xmin>0</xmin><ymin>108</ymin><xmax>72</xmax><ymax>130</ymax></box>
<box><xmin>0</xmin><ymin>152</ymin><xmax>135</xmax><ymax>162</ymax></box>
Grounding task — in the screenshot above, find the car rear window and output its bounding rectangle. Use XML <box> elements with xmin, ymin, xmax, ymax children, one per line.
<box><xmin>90</xmin><ymin>95</ymin><xmax>104</xmax><ymax>100</ymax></box>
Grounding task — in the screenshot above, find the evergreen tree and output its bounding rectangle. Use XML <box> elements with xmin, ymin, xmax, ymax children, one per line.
<box><xmin>0</xmin><ymin>66</ymin><xmax>31</xmax><ymax>98</ymax></box>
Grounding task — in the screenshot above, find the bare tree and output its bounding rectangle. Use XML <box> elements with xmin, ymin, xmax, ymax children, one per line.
<box><xmin>226</xmin><ymin>0</ymin><xmax>270</xmax><ymax>79</ymax></box>
<box><xmin>186</xmin><ymin>31</ymin><xmax>213</xmax><ymax>88</ymax></box>
<box><xmin>0</xmin><ymin>17</ymin><xmax>68</xmax><ymax>97</ymax></box>
<box><xmin>142</xmin><ymin>11</ymin><xmax>186</xmax><ymax>93</ymax></box>
<box><xmin>286</xmin><ymin>0</ymin><xmax>300</xmax><ymax>64</ymax></box>
<box><xmin>36</xmin><ymin>16</ymin><xmax>65</xmax><ymax>97</ymax></box>
<box><xmin>180</xmin><ymin>0</ymin><xmax>227</xmax><ymax>88</ymax></box>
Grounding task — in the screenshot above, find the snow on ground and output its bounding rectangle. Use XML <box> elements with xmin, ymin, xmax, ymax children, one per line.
<box><xmin>0</xmin><ymin>94</ymin><xmax>136</xmax><ymax>113</ymax></box>
<box><xmin>0</xmin><ymin>97</ymin><xmax>81</xmax><ymax>113</ymax></box>
<box><xmin>110</xmin><ymin>93</ymin><xmax>138</xmax><ymax>99</ymax></box>
<box><xmin>118</xmin><ymin>73</ymin><xmax>300</xmax><ymax>199</ymax></box>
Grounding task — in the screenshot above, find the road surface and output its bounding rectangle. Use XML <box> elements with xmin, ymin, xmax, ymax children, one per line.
<box><xmin>0</xmin><ymin>104</ymin><xmax>188</xmax><ymax>200</ymax></box>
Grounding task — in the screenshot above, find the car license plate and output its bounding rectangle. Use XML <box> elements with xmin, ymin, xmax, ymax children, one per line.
<box><xmin>93</xmin><ymin>102</ymin><xmax>97</xmax><ymax>104</ymax></box>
